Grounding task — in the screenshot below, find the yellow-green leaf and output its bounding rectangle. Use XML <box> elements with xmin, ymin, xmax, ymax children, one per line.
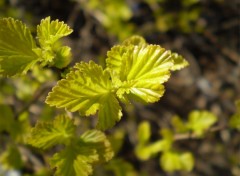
<box><xmin>28</xmin><ymin>115</ymin><xmax>76</xmax><ymax>150</ymax></box>
<box><xmin>46</xmin><ymin>61</ymin><xmax>122</xmax><ymax>130</ymax></box>
<box><xmin>0</xmin><ymin>146</ymin><xmax>23</xmax><ymax>170</ymax></box>
<box><xmin>107</xmin><ymin>43</ymin><xmax>188</xmax><ymax>103</ymax></box>
<box><xmin>37</xmin><ymin>17</ymin><xmax>73</xmax><ymax>47</ymax></box>
<box><xmin>186</xmin><ymin>110</ymin><xmax>217</xmax><ymax>136</ymax></box>
<box><xmin>0</xmin><ymin>18</ymin><xmax>38</xmax><ymax>76</ymax></box>
<box><xmin>160</xmin><ymin>151</ymin><xmax>194</xmax><ymax>172</ymax></box>
<box><xmin>50</xmin><ymin>130</ymin><xmax>113</xmax><ymax>176</ymax></box>
<box><xmin>137</xmin><ymin>121</ymin><xmax>151</xmax><ymax>144</ymax></box>
<box><xmin>36</xmin><ymin>17</ymin><xmax>73</xmax><ymax>67</ymax></box>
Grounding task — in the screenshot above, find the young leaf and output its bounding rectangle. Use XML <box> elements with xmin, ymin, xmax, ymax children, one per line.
<box><xmin>0</xmin><ymin>104</ymin><xmax>14</xmax><ymax>132</ymax></box>
<box><xmin>186</xmin><ymin>110</ymin><xmax>217</xmax><ymax>136</ymax></box>
<box><xmin>36</xmin><ymin>17</ymin><xmax>73</xmax><ymax>67</ymax></box>
<box><xmin>135</xmin><ymin>139</ymin><xmax>171</xmax><ymax>160</ymax></box>
<box><xmin>28</xmin><ymin>115</ymin><xmax>76</xmax><ymax>150</ymax></box>
<box><xmin>160</xmin><ymin>151</ymin><xmax>194</xmax><ymax>172</ymax></box>
<box><xmin>104</xmin><ymin>158</ymin><xmax>138</xmax><ymax>176</ymax></box>
<box><xmin>137</xmin><ymin>121</ymin><xmax>151</xmax><ymax>144</ymax></box>
<box><xmin>50</xmin><ymin>130</ymin><xmax>113</xmax><ymax>176</ymax></box>
<box><xmin>229</xmin><ymin>100</ymin><xmax>240</xmax><ymax>130</ymax></box>
<box><xmin>121</xmin><ymin>35</ymin><xmax>146</xmax><ymax>46</ymax></box>
<box><xmin>0</xmin><ymin>18</ymin><xmax>38</xmax><ymax>76</ymax></box>
<box><xmin>229</xmin><ymin>114</ymin><xmax>240</xmax><ymax>131</ymax></box>
<box><xmin>107</xmin><ymin>44</ymin><xmax>186</xmax><ymax>103</ymax></box>
<box><xmin>46</xmin><ymin>61</ymin><xmax>122</xmax><ymax>130</ymax></box>
<box><xmin>0</xmin><ymin>146</ymin><xmax>23</xmax><ymax>170</ymax></box>
<box><xmin>37</xmin><ymin>16</ymin><xmax>73</xmax><ymax>47</ymax></box>
<box><xmin>170</xmin><ymin>53</ymin><xmax>189</xmax><ymax>71</ymax></box>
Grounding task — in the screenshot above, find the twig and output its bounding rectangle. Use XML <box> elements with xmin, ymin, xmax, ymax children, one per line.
<box><xmin>173</xmin><ymin>125</ymin><xmax>227</xmax><ymax>141</ymax></box>
<box><xmin>14</xmin><ymin>82</ymin><xmax>56</xmax><ymax>119</ymax></box>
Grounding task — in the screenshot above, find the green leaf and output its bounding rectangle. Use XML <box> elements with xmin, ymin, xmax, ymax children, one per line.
<box><xmin>0</xmin><ymin>105</ymin><xmax>30</xmax><ymax>143</ymax></box>
<box><xmin>107</xmin><ymin>44</ymin><xmax>187</xmax><ymax>103</ymax></box>
<box><xmin>28</xmin><ymin>115</ymin><xmax>76</xmax><ymax>150</ymax></box>
<box><xmin>50</xmin><ymin>130</ymin><xmax>113</xmax><ymax>176</ymax></box>
<box><xmin>229</xmin><ymin>114</ymin><xmax>240</xmax><ymax>130</ymax></box>
<box><xmin>170</xmin><ymin>53</ymin><xmax>189</xmax><ymax>71</ymax></box>
<box><xmin>137</xmin><ymin>121</ymin><xmax>151</xmax><ymax>144</ymax></box>
<box><xmin>186</xmin><ymin>110</ymin><xmax>217</xmax><ymax>136</ymax></box>
<box><xmin>135</xmin><ymin>139</ymin><xmax>171</xmax><ymax>160</ymax></box>
<box><xmin>0</xmin><ymin>18</ymin><xmax>38</xmax><ymax>76</ymax></box>
<box><xmin>104</xmin><ymin>158</ymin><xmax>137</xmax><ymax>176</ymax></box>
<box><xmin>37</xmin><ymin>17</ymin><xmax>73</xmax><ymax>47</ymax></box>
<box><xmin>236</xmin><ymin>100</ymin><xmax>240</xmax><ymax>113</ymax></box>
<box><xmin>46</xmin><ymin>61</ymin><xmax>122</xmax><ymax>130</ymax></box>
<box><xmin>0</xmin><ymin>104</ymin><xmax>14</xmax><ymax>132</ymax></box>
<box><xmin>0</xmin><ymin>145</ymin><xmax>23</xmax><ymax>169</ymax></box>
<box><xmin>108</xmin><ymin>129</ymin><xmax>125</xmax><ymax>154</ymax></box>
<box><xmin>160</xmin><ymin>151</ymin><xmax>194</xmax><ymax>172</ymax></box>
<box><xmin>122</xmin><ymin>35</ymin><xmax>146</xmax><ymax>46</ymax></box>
<box><xmin>171</xmin><ymin>115</ymin><xmax>188</xmax><ymax>133</ymax></box>
<box><xmin>229</xmin><ymin>100</ymin><xmax>240</xmax><ymax>130</ymax></box>
<box><xmin>35</xmin><ymin>17</ymin><xmax>73</xmax><ymax>67</ymax></box>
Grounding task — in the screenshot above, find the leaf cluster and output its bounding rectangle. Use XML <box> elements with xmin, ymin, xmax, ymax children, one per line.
<box><xmin>0</xmin><ymin>17</ymin><xmax>72</xmax><ymax>77</ymax></box>
<box><xmin>46</xmin><ymin>35</ymin><xmax>188</xmax><ymax>130</ymax></box>
<box><xmin>135</xmin><ymin>110</ymin><xmax>217</xmax><ymax>172</ymax></box>
<box><xmin>27</xmin><ymin>115</ymin><xmax>113</xmax><ymax>176</ymax></box>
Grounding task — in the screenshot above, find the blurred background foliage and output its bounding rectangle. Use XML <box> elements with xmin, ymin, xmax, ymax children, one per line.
<box><xmin>0</xmin><ymin>0</ymin><xmax>239</xmax><ymax>176</ymax></box>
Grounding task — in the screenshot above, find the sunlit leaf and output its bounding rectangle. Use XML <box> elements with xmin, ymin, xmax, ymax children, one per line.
<box><xmin>0</xmin><ymin>104</ymin><xmax>14</xmax><ymax>132</ymax></box>
<box><xmin>135</xmin><ymin>139</ymin><xmax>171</xmax><ymax>160</ymax></box>
<box><xmin>37</xmin><ymin>16</ymin><xmax>73</xmax><ymax>47</ymax></box>
<box><xmin>171</xmin><ymin>115</ymin><xmax>188</xmax><ymax>132</ymax></box>
<box><xmin>229</xmin><ymin>100</ymin><xmax>240</xmax><ymax>130</ymax></box>
<box><xmin>170</xmin><ymin>53</ymin><xmax>189</xmax><ymax>71</ymax></box>
<box><xmin>104</xmin><ymin>158</ymin><xmax>137</xmax><ymax>176</ymax></box>
<box><xmin>137</xmin><ymin>121</ymin><xmax>151</xmax><ymax>144</ymax></box>
<box><xmin>0</xmin><ymin>105</ymin><xmax>30</xmax><ymax>143</ymax></box>
<box><xmin>160</xmin><ymin>151</ymin><xmax>194</xmax><ymax>172</ymax></box>
<box><xmin>35</xmin><ymin>17</ymin><xmax>73</xmax><ymax>67</ymax></box>
<box><xmin>46</xmin><ymin>61</ymin><xmax>122</xmax><ymax>130</ymax></box>
<box><xmin>186</xmin><ymin>110</ymin><xmax>217</xmax><ymax>136</ymax></box>
<box><xmin>28</xmin><ymin>115</ymin><xmax>76</xmax><ymax>150</ymax></box>
<box><xmin>0</xmin><ymin>145</ymin><xmax>23</xmax><ymax>169</ymax></box>
<box><xmin>107</xmin><ymin>43</ymin><xmax>188</xmax><ymax>103</ymax></box>
<box><xmin>50</xmin><ymin>130</ymin><xmax>113</xmax><ymax>176</ymax></box>
<box><xmin>122</xmin><ymin>35</ymin><xmax>146</xmax><ymax>46</ymax></box>
<box><xmin>0</xmin><ymin>18</ymin><xmax>38</xmax><ymax>76</ymax></box>
<box><xmin>108</xmin><ymin>129</ymin><xmax>125</xmax><ymax>154</ymax></box>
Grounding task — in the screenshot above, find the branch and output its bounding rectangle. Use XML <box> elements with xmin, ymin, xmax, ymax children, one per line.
<box><xmin>173</xmin><ymin>125</ymin><xmax>227</xmax><ymax>141</ymax></box>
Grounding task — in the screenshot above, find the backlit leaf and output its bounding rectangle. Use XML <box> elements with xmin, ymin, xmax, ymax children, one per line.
<box><xmin>50</xmin><ymin>130</ymin><xmax>113</xmax><ymax>176</ymax></box>
<box><xmin>0</xmin><ymin>18</ymin><xmax>38</xmax><ymax>76</ymax></box>
<box><xmin>122</xmin><ymin>35</ymin><xmax>146</xmax><ymax>46</ymax></box>
<box><xmin>37</xmin><ymin>17</ymin><xmax>73</xmax><ymax>47</ymax></box>
<box><xmin>107</xmin><ymin>43</ymin><xmax>187</xmax><ymax>103</ymax></box>
<box><xmin>0</xmin><ymin>146</ymin><xmax>23</xmax><ymax>170</ymax></box>
<box><xmin>46</xmin><ymin>61</ymin><xmax>122</xmax><ymax>130</ymax></box>
<box><xmin>0</xmin><ymin>104</ymin><xmax>14</xmax><ymax>132</ymax></box>
<box><xmin>104</xmin><ymin>158</ymin><xmax>137</xmax><ymax>176</ymax></box>
<box><xmin>137</xmin><ymin>121</ymin><xmax>151</xmax><ymax>144</ymax></box>
<box><xmin>28</xmin><ymin>115</ymin><xmax>76</xmax><ymax>150</ymax></box>
<box><xmin>229</xmin><ymin>100</ymin><xmax>240</xmax><ymax>130</ymax></box>
<box><xmin>186</xmin><ymin>110</ymin><xmax>217</xmax><ymax>136</ymax></box>
<box><xmin>160</xmin><ymin>151</ymin><xmax>194</xmax><ymax>172</ymax></box>
<box><xmin>36</xmin><ymin>17</ymin><xmax>73</xmax><ymax>67</ymax></box>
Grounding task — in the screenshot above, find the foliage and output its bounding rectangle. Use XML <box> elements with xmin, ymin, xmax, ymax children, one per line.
<box><xmin>0</xmin><ymin>15</ymin><xmax>238</xmax><ymax>176</ymax></box>
<box><xmin>46</xmin><ymin>35</ymin><xmax>188</xmax><ymax>130</ymax></box>
<box><xmin>135</xmin><ymin>110</ymin><xmax>217</xmax><ymax>172</ymax></box>
<box><xmin>28</xmin><ymin>115</ymin><xmax>113</xmax><ymax>176</ymax></box>
<box><xmin>0</xmin><ymin>17</ymin><xmax>72</xmax><ymax>76</ymax></box>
